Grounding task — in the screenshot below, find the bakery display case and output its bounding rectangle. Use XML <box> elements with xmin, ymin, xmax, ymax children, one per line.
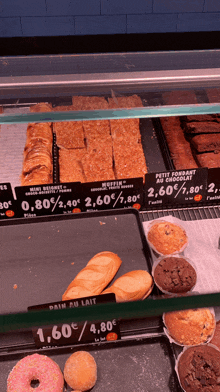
<box><xmin>1</xmin><ymin>50</ymin><xmax>220</xmax><ymax>391</ymax></box>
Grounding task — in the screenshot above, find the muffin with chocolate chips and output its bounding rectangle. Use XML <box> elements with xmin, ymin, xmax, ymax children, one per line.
<box><xmin>177</xmin><ymin>344</ymin><xmax>220</xmax><ymax>392</ymax></box>
<box><xmin>153</xmin><ymin>256</ymin><xmax>197</xmax><ymax>294</ymax></box>
<box><xmin>147</xmin><ymin>220</ymin><xmax>188</xmax><ymax>255</ymax></box>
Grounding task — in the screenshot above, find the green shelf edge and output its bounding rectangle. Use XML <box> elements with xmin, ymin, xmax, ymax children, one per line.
<box><xmin>1</xmin><ymin>104</ymin><xmax>220</xmax><ymax>124</ymax></box>
<box><xmin>1</xmin><ymin>292</ymin><xmax>220</xmax><ymax>333</ymax></box>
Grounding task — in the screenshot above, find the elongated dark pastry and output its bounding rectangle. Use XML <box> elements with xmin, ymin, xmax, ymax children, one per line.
<box><xmin>21</xmin><ymin>103</ymin><xmax>53</xmax><ymax>186</ymax></box>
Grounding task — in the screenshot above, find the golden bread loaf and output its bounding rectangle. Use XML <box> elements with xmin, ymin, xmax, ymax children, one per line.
<box><xmin>62</xmin><ymin>251</ymin><xmax>122</xmax><ymax>301</ymax></box>
<box><xmin>102</xmin><ymin>270</ymin><xmax>154</xmax><ymax>302</ymax></box>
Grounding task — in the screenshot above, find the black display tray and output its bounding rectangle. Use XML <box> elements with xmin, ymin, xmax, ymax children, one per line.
<box><xmin>0</xmin><ymin>208</ymin><xmax>162</xmax><ymax>353</ymax></box>
<box><xmin>0</xmin><ymin>335</ymin><xmax>181</xmax><ymax>392</ymax></box>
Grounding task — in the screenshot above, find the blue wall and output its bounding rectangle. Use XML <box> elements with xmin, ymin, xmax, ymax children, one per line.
<box><xmin>0</xmin><ymin>0</ymin><xmax>220</xmax><ymax>37</ymax></box>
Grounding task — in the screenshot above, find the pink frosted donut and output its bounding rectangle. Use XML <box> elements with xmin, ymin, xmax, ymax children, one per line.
<box><xmin>7</xmin><ymin>353</ymin><xmax>64</xmax><ymax>392</ymax></box>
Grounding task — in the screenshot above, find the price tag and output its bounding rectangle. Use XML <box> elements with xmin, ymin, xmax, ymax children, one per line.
<box><xmin>0</xmin><ymin>183</ymin><xmax>16</xmax><ymax>219</ymax></box>
<box><xmin>28</xmin><ymin>294</ymin><xmax>120</xmax><ymax>348</ymax></box>
<box><xmin>206</xmin><ymin>168</ymin><xmax>220</xmax><ymax>203</ymax></box>
<box><xmin>15</xmin><ymin>182</ymin><xmax>82</xmax><ymax>217</ymax></box>
<box><xmin>144</xmin><ymin>168</ymin><xmax>208</xmax><ymax>207</ymax></box>
<box><xmin>82</xmin><ymin>178</ymin><xmax>143</xmax><ymax>211</ymax></box>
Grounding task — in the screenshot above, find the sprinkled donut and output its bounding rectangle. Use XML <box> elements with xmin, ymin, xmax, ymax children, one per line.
<box><xmin>7</xmin><ymin>353</ymin><xmax>64</xmax><ymax>392</ymax></box>
<box><xmin>64</xmin><ymin>351</ymin><xmax>97</xmax><ymax>391</ymax></box>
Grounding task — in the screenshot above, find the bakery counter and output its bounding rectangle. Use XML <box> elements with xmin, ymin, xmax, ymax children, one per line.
<box><xmin>2</xmin><ymin>88</ymin><xmax>220</xmax><ymax>193</ymax></box>
<box><xmin>0</xmin><ymin>94</ymin><xmax>168</xmax><ymax>192</ymax></box>
<box><xmin>1</xmin><ymin>204</ymin><xmax>220</xmax><ymax>391</ymax></box>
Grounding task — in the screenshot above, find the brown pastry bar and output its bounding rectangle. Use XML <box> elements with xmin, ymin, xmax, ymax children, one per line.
<box><xmin>161</xmin><ymin>91</ymin><xmax>198</xmax><ymax>169</ymax></box>
<box><xmin>53</xmin><ymin>121</ymin><xmax>85</xmax><ymax>149</ymax></box>
<box><xmin>83</xmin><ymin>120</ymin><xmax>111</xmax><ymax>145</ymax></box>
<box><xmin>160</xmin><ymin>116</ymin><xmax>198</xmax><ymax>169</ymax></box>
<box><xmin>21</xmin><ymin>103</ymin><xmax>53</xmax><ymax>186</ymax></box>
<box><xmin>72</xmin><ymin>96</ymin><xmax>115</xmax><ymax>182</ymax></box>
<box><xmin>113</xmin><ymin>138</ymin><xmax>147</xmax><ymax>180</ymax></box>
<box><xmin>182</xmin><ymin>114</ymin><xmax>219</xmax><ymax>122</ymax></box>
<box><xmin>183</xmin><ymin>121</ymin><xmax>220</xmax><ymax>134</ymax></box>
<box><xmin>72</xmin><ymin>96</ymin><xmax>109</xmax><ymax>110</ymax></box>
<box><xmin>81</xmin><ymin>151</ymin><xmax>115</xmax><ymax>182</ymax></box>
<box><xmin>196</xmin><ymin>151</ymin><xmax>220</xmax><ymax>168</ymax></box>
<box><xmin>59</xmin><ymin>95</ymin><xmax>147</xmax><ymax>183</ymax></box>
<box><xmin>191</xmin><ymin>133</ymin><xmax>220</xmax><ymax>152</ymax></box>
<box><xmin>53</xmin><ymin>103</ymin><xmax>85</xmax><ymax>149</ymax></box>
<box><xmin>108</xmin><ymin>95</ymin><xmax>142</xmax><ymax>142</ymax></box>
<box><xmin>59</xmin><ymin>149</ymin><xmax>86</xmax><ymax>183</ymax></box>
<box><xmin>108</xmin><ymin>95</ymin><xmax>147</xmax><ymax>179</ymax></box>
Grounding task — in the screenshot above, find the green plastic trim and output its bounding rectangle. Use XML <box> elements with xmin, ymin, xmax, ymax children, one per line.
<box><xmin>1</xmin><ymin>104</ymin><xmax>220</xmax><ymax>124</ymax></box>
<box><xmin>1</xmin><ymin>292</ymin><xmax>220</xmax><ymax>333</ymax></box>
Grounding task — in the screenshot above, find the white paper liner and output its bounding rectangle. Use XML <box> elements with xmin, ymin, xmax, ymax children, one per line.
<box><xmin>152</xmin><ymin>255</ymin><xmax>198</xmax><ymax>295</ymax></box>
<box><xmin>143</xmin><ymin>216</ymin><xmax>220</xmax><ymax>295</ymax></box>
<box><xmin>145</xmin><ymin>219</ymin><xmax>188</xmax><ymax>257</ymax></box>
<box><xmin>175</xmin><ymin>343</ymin><xmax>220</xmax><ymax>392</ymax></box>
<box><xmin>162</xmin><ymin>307</ymin><xmax>216</xmax><ymax>347</ymax></box>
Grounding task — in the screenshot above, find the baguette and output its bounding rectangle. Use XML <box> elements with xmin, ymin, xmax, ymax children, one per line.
<box><xmin>102</xmin><ymin>270</ymin><xmax>154</xmax><ymax>302</ymax></box>
<box><xmin>62</xmin><ymin>251</ymin><xmax>122</xmax><ymax>301</ymax></box>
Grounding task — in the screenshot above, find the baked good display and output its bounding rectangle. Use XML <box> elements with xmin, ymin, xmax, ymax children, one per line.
<box><xmin>18</xmin><ymin>95</ymin><xmax>148</xmax><ymax>185</ymax></box>
<box><xmin>21</xmin><ymin>103</ymin><xmax>53</xmax><ymax>186</ymax></box>
<box><xmin>7</xmin><ymin>353</ymin><xmax>64</xmax><ymax>392</ymax></box>
<box><xmin>177</xmin><ymin>345</ymin><xmax>220</xmax><ymax>392</ymax></box>
<box><xmin>160</xmin><ymin>90</ymin><xmax>220</xmax><ymax>169</ymax></box>
<box><xmin>55</xmin><ymin>95</ymin><xmax>147</xmax><ymax>183</ymax></box>
<box><xmin>210</xmin><ymin>320</ymin><xmax>220</xmax><ymax>349</ymax></box>
<box><xmin>164</xmin><ymin>308</ymin><xmax>215</xmax><ymax>346</ymax></box>
<box><xmin>147</xmin><ymin>220</ymin><xmax>188</xmax><ymax>255</ymax></box>
<box><xmin>108</xmin><ymin>95</ymin><xmax>148</xmax><ymax>181</ymax></box>
<box><xmin>153</xmin><ymin>256</ymin><xmax>197</xmax><ymax>294</ymax></box>
<box><xmin>160</xmin><ymin>90</ymin><xmax>198</xmax><ymax>170</ymax></box>
<box><xmin>64</xmin><ymin>351</ymin><xmax>97</xmax><ymax>391</ymax></box>
<box><xmin>62</xmin><ymin>251</ymin><xmax>122</xmax><ymax>301</ymax></box>
<box><xmin>159</xmin><ymin>116</ymin><xmax>198</xmax><ymax>170</ymax></box>
<box><xmin>58</xmin><ymin>97</ymin><xmax>115</xmax><ymax>182</ymax></box>
<box><xmin>102</xmin><ymin>270</ymin><xmax>154</xmax><ymax>302</ymax></box>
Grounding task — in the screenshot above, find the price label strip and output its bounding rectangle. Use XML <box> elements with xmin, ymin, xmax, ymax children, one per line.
<box><xmin>15</xmin><ymin>182</ymin><xmax>82</xmax><ymax>218</ymax></box>
<box><xmin>206</xmin><ymin>168</ymin><xmax>220</xmax><ymax>203</ymax></box>
<box><xmin>82</xmin><ymin>178</ymin><xmax>143</xmax><ymax>211</ymax></box>
<box><xmin>0</xmin><ymin>183</ymin><xmax>16</xmax><ymax>219</ymax></box>
<box><xmin>144</xmin><ymin>168</ymin><xmax>208</xmax><ymax>207</ymax></box>
<box><xmin>28</xmin><ymin>294</ymin><xmax>120</xmax><ymax>348</ymax></box>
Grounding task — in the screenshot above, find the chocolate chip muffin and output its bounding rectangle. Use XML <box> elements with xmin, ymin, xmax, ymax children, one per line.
<box><xmin>177</xmin><ymin>345</ymin><xmax>220</xmax><ymax>392</ymax></box>
<box><xmin>153</xmin><ymin>256</ymin><xmax>197</xmax><ymax>294</ymax></box>
<box><xmin>147</xmin><ymin>220</ymin><xmax>188</xmax><ymax>255</ymax></box>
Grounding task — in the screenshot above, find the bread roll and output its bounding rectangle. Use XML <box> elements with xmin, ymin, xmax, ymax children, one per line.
<box><xmin>64</xmin><ymin>351</ymin><xmax>97</xmax><ymax>391</ymax></box>
<box><xmin>62</xmin><ymin>251</ymin><xmax>122</xmax><ymax>301</ymax></box>
<box><xmin>102</xmin><ymin>270</ymin><xmax>154</xmax><ymax>302</ymax></box>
